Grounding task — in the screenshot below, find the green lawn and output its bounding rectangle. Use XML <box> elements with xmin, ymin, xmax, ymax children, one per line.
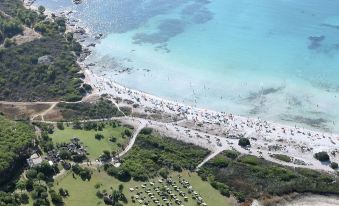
<box><xmin>53</xmin><ymin>169</ymin><xmax>234</xmax><ymax>206</ymax></box>
<box><xmin>49</xmin><ymin>124</ymin><xmax>131</xmax><ymax>160</ymax></box>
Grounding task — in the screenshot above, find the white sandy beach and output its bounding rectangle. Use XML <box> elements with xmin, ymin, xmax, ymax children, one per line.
<box><xmin>81</xmin><ymin>66</ymin><xmax>339</xmax><ymax>172</ymax></box>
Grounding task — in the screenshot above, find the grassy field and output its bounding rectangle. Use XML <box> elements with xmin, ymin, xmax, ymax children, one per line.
<box><xmin>53</xmin><ymin>169</ymin><xmax>234</xmax><ymax>206</ymax></box>
<box><xmin>49</xmin><ymin>123</ymin><xmax>131</xmax><ymax>160</ymax></box>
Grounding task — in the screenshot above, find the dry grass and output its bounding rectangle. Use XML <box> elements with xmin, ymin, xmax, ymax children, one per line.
<box><xmin>12</xmin><ymin>26</ymin><xmax>41</xmax><ymax>45</ymax></box>
<box><xmin>0</xmin><ymin>102</ymin><xmax>50</xmax><ymax>120</ymax></box>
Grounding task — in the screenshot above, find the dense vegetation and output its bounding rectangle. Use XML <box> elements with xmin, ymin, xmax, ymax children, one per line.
<box><xmin>0</xmin><ymin>0</ymin><xmax>27</xmax><ymax>17</ymax></box>
<box><xmin>0</xmin><ymin>0</ymin><xmax>86</xmax><ymax>101</ymax></box>
<box><xmin>57</xmin><ymin>98</ymin><xmax>128</xmax><ymax>120</ymax></box>
<box><xmin>0</xmin><ymin>14</ymin><xmax>23</xmax><ymax>44</ymax></box>
<box><xmin>0</xmin><ymin>115</ymin><xmax>34</xmax><ymax>185</ymax></box>
<box><xmin>0</xmin><ymin>191</ymin><xmax>20</xmax><ymax>206</ymax></box>
<box><xmin>198</xmin><ymin>151</ymin><xmax>339</xmax><ymax>202</ymax></box>
<box><xmin>105</xmin><ymin>134</ymin><xmax>210</xmax><ymax>181</ymax></box>
<box><xmin>21</xmin><ymin>160</ymin><xmax>66</xmax><ymax>206</ymax></box>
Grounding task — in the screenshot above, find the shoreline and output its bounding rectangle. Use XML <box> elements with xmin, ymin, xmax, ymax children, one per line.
<box><xmin>24</xmin><ymin>0</ymin><xmax>339</xmax><ymax>173</ymax></box>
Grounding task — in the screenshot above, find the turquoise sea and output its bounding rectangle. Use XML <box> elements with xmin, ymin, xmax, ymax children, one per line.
<box><xmin>34</xmin><ymin>0</ymin><xmax>339</xmax><ymax>133</ymax></box>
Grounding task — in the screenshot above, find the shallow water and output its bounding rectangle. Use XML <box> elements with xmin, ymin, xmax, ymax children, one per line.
<box><xmin>34</xmin><ymin>0</ymin><xmax>339</xmax><ymax>133</ymax></box>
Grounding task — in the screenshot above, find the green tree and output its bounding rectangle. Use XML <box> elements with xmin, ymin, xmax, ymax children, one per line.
<box><xmin>3</xmin><ymin>38</ymin><xmax>13</xmax><ymax>48</ymax></box>
<box><xmin>38</xmin><ymin>6</ymin><xmax>46</xmax><ymax>14</ymax></box>
<box><xmin>50</xmin><ymin>190</ymin><xmax>63</xmax><ymax>204</ymax></box>
<box><xmin>101</xmin><ymin>150</ymin><xmax>111</xmax><ymax>160</ymax></box>
<box><xmin>95</xmin><ymin>133</ymin><xmax>104</xmax><ymax>140</ymax></box>
<box><xmin>59</xmin><ymin>149</ymin><xmax>72</xmax><ymax>160</ymax></box>
<box><xmin>159</xmin><ymin>168</ymin><xmax>169</xmax><ymax>179</ymax></box>
<box><xmin>16</xmin><ymin>180</ymin><xmax>27</xmax><ymax>192</ymax></box>
<box><xmin>37</xmin><ymin>172</ymin><xmax>45</xmax><ymax>183</ymax></box>
<box><xmin>20</xmin><ymin>193</ymin><xmax>29</xmax><ymax>204</ymax></box>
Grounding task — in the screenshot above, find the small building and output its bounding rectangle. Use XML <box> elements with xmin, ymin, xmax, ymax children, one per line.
<box><xmin>27</xmin><ymin>153</ymin><xmax>43</xmax><ymax>167</ymax></box>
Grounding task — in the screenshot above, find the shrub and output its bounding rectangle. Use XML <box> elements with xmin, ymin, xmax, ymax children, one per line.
<box><xmin>59</xmin><ymin>149</ymin><xmax>72</xmax><ymax>160</ymax></box>
<box><xmin>234</xmin><ymin>192</ymin><xmax>246</xmax><ymax>202</ymax></box>
<box><xmin>72</xmin><ymin>154</ymin><xmax>86</xmax><ymax>163</ymax></box>
<box><xmin>104</xmin><ymin>165</ymin><xmax>131</xmax><ymax>182</ymax></box>
<box><xmin>211</xmin><ymin>181</ymin><xmax>230</xmax><ymax>197</ymax></box>
<box><xmin>223</xmin><ymin>150</ymin><xmax>239</xmax><ymax>160</ymax></box>
<box><xmin>330</xmin><ymin>162</ymin><xmax>338</xmax><ymax>169</ymax></box>
<box><xmin>59</xmin><ymin>188</ymin><xmax>68</xmax><ymax>197</ymax></box>
<box><xmin>140</xmin><ymin>128</ymin><xmax>153</xmax><ymax>135</ymax></box>
<box><xmin>159</xmin><ymin>168</ymin><xmax>169</xmax><ymax>179</ymax></box>
<box><xmin>84</xmin><ymin>122</ymin><xmax>98</xmax><ymax>130</ymax></box>
<box><xmin>83</xmin><ymin>83</ymin><xmax>92</xmax><ymax>92</ymax></box>
<box><xmin>79</xmin><ymin>168</ymin><xmax>91</xmax><ymax>181</ymax></box>
<box><xmin>271</xmin><ymin>154</ymin><xmax>291</xmax><ymax>162</ymax></box>
<box><xmin>123</xmin><ymin>129</ymin><xmax>132</xmax><ymax>137</ymax></box>
<box><xmin>239</xmin><ymin>156</ymin><xmax>258</xmax><ymax>165</ymax></box>
<box><xmin>209</xmin><ymin>156</ymin><xmax>229</xmax><ymax>168</ymax></box>
<box><xmin>50</xmin><ymin>191</ymin><xmax>63</xmax><ymax>204</ymax></box>
<box><xmin>109</xmin><ymin>136</ymin><xmax>117</xmax><ymax>142</ymax></box>
<box><xmin>314</xmin><ymin>152</ymin><xmax>330</xmax><ymax>162</ymax></box>
<box><xmin>238</xmin><ymin>138</ymin><xmax>250</xmax><ymax>147</ymax></box>
<box><xmin>101</xmin><ymin>150</ymin><xmax>111</xmax><ymax>161</ymax></box>
<box><xmin>56</xmin><ymin>122</ymin><xmax>64</xmax><ymax>130</ymax></box>
<box><xmin>38</xmin><ymin>6</ymin><xmax>45</xmax><ymax>14</ymax></box>
<box><xmin>72</xmin><ymin>164</ymin><xmax>81</xmax><ymax>174</ymax></box>
<box><xmin>96</xmin><ymin>190</ymin><xmax>103</xmax><ymax>199</ymax></box>
<box><xmin>3</xmin><ymin>38</ymin><xmax>13</xmax><ymax>47</ymax></box>
<box><xmin>95</xmin><ymin>133</ymin><xmax>104</xmax><ymax>140</ymax></box>
<box><xmin>20</xmin><ymin>193</ymin><xmax>29</xmax><ymax>204</ymax></box>
<box><xmin>72</xmin><ymin>120</ymin><xmax>82</xmax><ymax>129</ymax></box>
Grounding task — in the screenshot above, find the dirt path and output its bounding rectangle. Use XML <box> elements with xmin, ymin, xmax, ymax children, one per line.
<box><xmin>195</xmin><ymin>149</ymin><xmax>224</xmax><ymax>170</ymax></box>
<box><xmin>30</xmin><ymin>102</ymin><xmax>58</xmax><ymax>121</ymax></box>
<box><xmin>117</xmin><ymin>120</ymin><xmax>146</xmax><ymax>157</ymax></box>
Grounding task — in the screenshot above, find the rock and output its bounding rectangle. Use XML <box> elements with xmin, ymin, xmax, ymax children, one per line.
<box><xmin>87</xmin><ymin>43</ymin><xmax>96</xmax><ymax>47</ymax></box>
<box><xmin>74</xmin><ymin>28</ymin><xmax>86</xmax><ymax>34</ymax></box>
<box><xmin>38</xmin><ymin>55</ymin><xmax>54</xmax><ymax>65</ymax></box>
<box><xmin>95</xmin><ymin>33</ymin><xmax>103</xmax><ymax>39</ymax></box>
<box><xmin>73</xmin><ymin>0</ymin><xmax>82</xmax><ymax>4</ymax></box>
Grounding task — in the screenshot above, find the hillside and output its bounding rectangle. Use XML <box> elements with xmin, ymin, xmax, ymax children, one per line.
<box><xmin>0</xmin><ymin>0</ymin><xmax>86</xmax><ymax>102</ymax></box>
